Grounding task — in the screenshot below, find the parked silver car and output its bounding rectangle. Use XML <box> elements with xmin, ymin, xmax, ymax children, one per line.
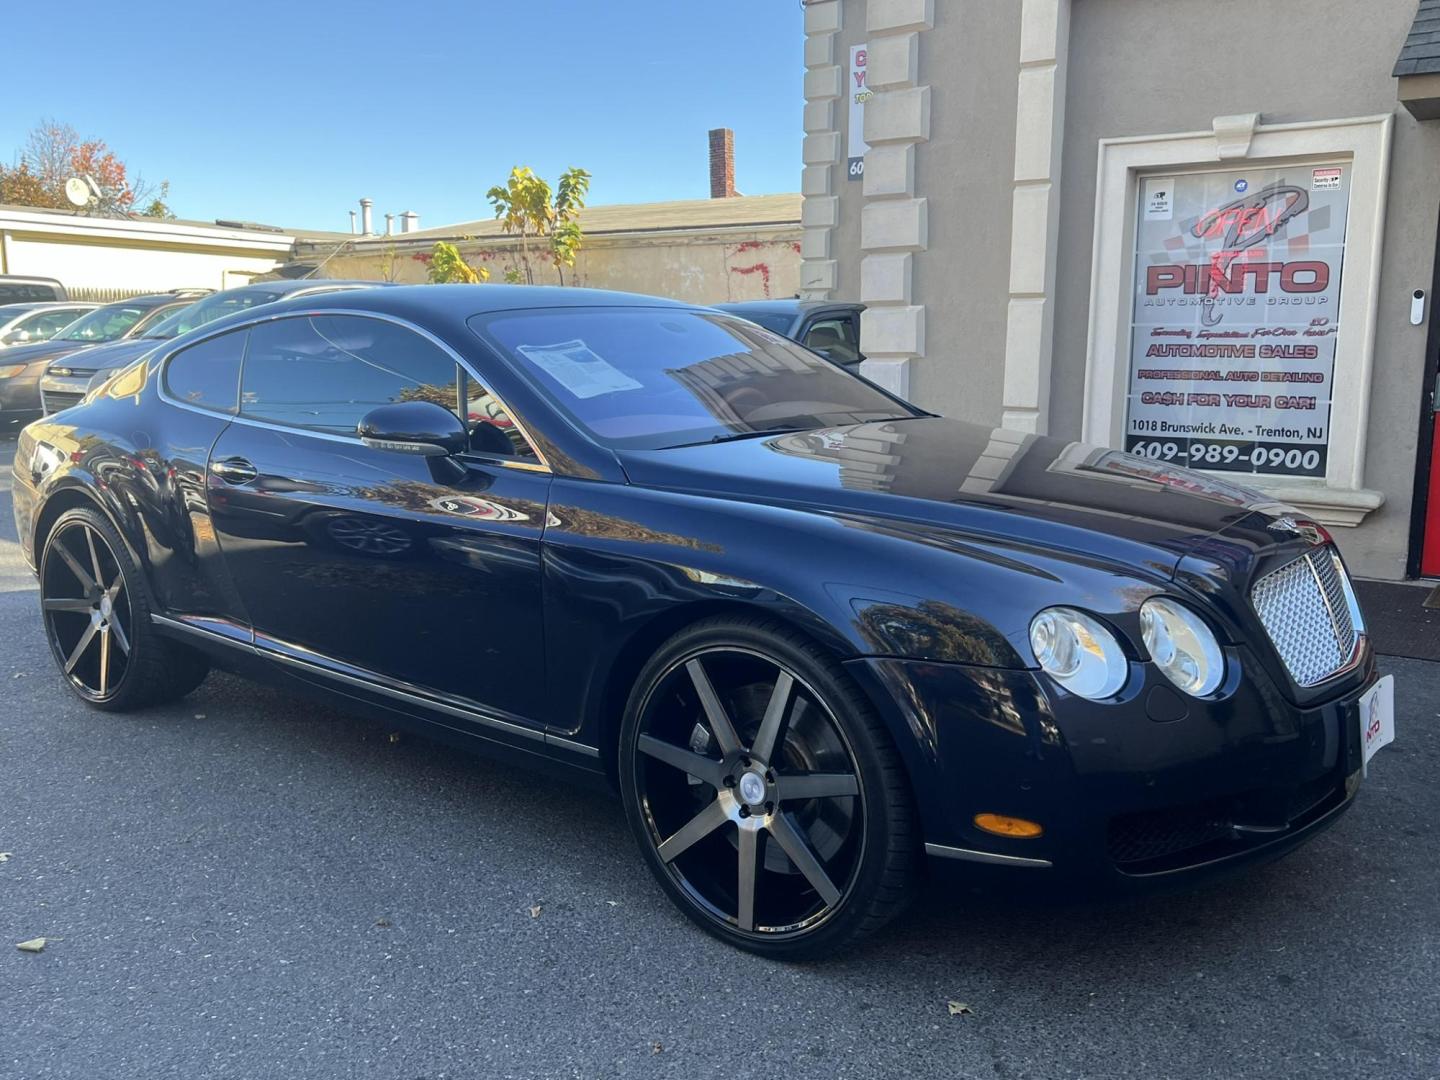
<box><xmin>0</xmin><ymin>302</ymin><xmax>98</xmax><ymax>348</ymax></box>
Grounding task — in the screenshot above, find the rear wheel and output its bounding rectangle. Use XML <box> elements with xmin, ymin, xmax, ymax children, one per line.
<box><xmin>620</xmin><ymin>616</ymin><xmax>919</xmax><ymax>958</ymax></box>
<box><xmin>39</xmin><ymin>506</ymin><xmax>209</xmax><ymax>711</ymax></box>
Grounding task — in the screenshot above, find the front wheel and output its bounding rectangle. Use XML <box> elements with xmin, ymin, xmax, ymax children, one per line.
<box><xmin>619</xmin><ymin>616</ymin><xmax>919</xmax><ymax>958</ymax></box>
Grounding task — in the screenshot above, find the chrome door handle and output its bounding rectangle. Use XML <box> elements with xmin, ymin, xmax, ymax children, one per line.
<box><xmin>210</xmin><ymin>457</ymin><xmax>258</xmax><ymax>484</ymax></box>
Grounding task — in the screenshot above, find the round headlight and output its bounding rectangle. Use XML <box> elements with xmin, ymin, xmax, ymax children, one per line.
<box><xmin>1029</xmin><ymin>607</ymin><xmax>1129</xmax><ymax>700</ymax></box>
<box><xmin>1140</xmin><ymin>598</ymin><xmax>1224</xmax><ymax>697</ymax></box>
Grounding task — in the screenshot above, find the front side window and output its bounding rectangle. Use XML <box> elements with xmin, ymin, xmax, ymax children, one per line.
<box><xmin>57</xmin><ymin>304</ymin><xmax>149</xmax><ymax>343</ymax></box>
<box><xmin>803</xmin><ymin>316</ymin><xmax>861</xmax><ymax>364</ymax></box>
<box><xmin>14</xmin><ymin>309</ymin><xmax>85</xmax><ymax>340</ymax></box>
<box><xmin>473</xmin><ymin>308</ymin><xmax>914</xmax><ymax>450</ymax></box>
<box><xmin>165</xmin><ymin>330</ymin><xmax>247</xmax><ymax>414</ymax></box>
<box><xmin>239</xmin><ymin>314</ymin><xmax>539</xmax><ymax>460</ymax></box>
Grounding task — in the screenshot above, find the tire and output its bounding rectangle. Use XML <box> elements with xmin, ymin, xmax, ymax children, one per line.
<box><xmin>619</xmin><ymin>614</ymin><xmax>920</xmax><ymax>958</ymax></box>
<box><xmin>39</xmin><ymin>505</ymin><xmax>210</xmax><ymax>712</ymax></box>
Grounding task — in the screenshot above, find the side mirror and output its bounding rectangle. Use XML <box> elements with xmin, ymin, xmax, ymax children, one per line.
<box><xmin>358</xmin><ymin>401</ymin><xmax>468</xmax><ymax>457</ymax></box>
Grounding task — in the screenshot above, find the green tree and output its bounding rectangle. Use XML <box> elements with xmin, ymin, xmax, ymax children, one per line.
<box><xmin>426</xmin><ymin>240</ymin><xmax>488</xmax><ymax>284</ymax></box>
<box><xmin>485</xmin><ymin>166</ymin><xmax>591</xmax><ymax>285</ymax></box>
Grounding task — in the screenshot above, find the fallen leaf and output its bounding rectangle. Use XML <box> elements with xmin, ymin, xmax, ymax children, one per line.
<box><xmin>605</xmin><ymin>900</ymin><xmax>618</xmax><ymax>907</ymax></box>
<box><xmin>12</xmin><ymin>672</ymin><xmax>27</xmax><ymax>679</ymax></box>
<box><xmin>946</xmin><ymin>1001</ymin><xmax>974</xmax><ymax>1017</ymax></box>
<box><xmin>650</xmin><ymin>1041</ymin><xmax>663</xmax><ymax>1055</ymax></box>
<box><xmin>528</xmin><ymin>905</ymin><xmax>542</xmax><ymax>919</ymax></box>
<box><xmin>0</xmin><ymin>853</ymin><xmax>12</xmax><ymax>862</ymax></box>
<box><xmin>387</xmin><ymin>732</ymin><xmax>402</xmax><ymax>744</ymax></box>
<box><xmin>16</xmin><ymin>938</ymin><xmax>47</xmax><ymax>953</ymax></box>
<box><xmin>374</xmin><ymin>917</ymin><xmax>392</xmax><ymax>928</ymax></box>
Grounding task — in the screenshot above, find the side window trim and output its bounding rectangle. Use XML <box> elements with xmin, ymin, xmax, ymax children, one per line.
<box><xmin>160</xmin><ymin>327</ymin><xmax>248</xmax><ymax>415</ymax></box>
<box><xmin>160</xmin><ymin>308</ymin><xmax>551</xmax><ymax>473</ymax></box>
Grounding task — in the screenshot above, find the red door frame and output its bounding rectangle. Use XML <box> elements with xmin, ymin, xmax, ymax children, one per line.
<box><xmin>1406</xmin><ymin>206</ymin><xmax>1440</xmax><ymax>577</ymax></box>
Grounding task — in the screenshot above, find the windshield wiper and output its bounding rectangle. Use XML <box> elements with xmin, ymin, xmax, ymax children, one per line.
<box><xmin>669</xmin><ymin>426</ymin><xmax>808</xmax><ymax>448</ymax></box>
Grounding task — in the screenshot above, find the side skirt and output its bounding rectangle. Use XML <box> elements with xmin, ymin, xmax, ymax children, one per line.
<box><xmin>151</xmin><ymin>613</ymin><xmax>605</xmax><ymax>779</ymax></box>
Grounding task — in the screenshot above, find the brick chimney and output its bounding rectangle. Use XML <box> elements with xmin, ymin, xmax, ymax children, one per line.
<box><xmin>708</xmin><ymin>128</ymin><xmax>736</xmax><ymax>198</ymax></box>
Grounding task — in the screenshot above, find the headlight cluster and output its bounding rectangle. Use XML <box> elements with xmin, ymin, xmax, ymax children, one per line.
<box><xmin>1029</xmin><ymin>607</ymin><xmax>1128</xmax><ymax>700</ymax></box>
<box><xmin>1029</xmin><ymin>598</ymin><xmax>1225</xmax><ymax>701</ymax></box>
<box><xmin>1139</xmin><ymin>598</ymin><xmax>1224</xmax><ymax>696</ymax></box>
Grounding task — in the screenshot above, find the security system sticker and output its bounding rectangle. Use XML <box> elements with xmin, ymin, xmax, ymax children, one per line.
<box><xmin>1312</xmin><ymin>167</ymin><xmax>1343</xmax><ymax>190</ymax></box>
<box><xmin>1143</xmin><ymin>180</ymin><xmax>1174</xmax><ymax>221</ymax></box>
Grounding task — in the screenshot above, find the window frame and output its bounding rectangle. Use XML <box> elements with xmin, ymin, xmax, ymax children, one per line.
<box><xmin>1083</xmin><ymin>114</ymin><xmax>1392</xmax><ymax>526</ymax></box>
<box><xmin>155</xmin><ymin>308</ymin><xmax>550</xmax><ymax>474</ymax></box>
<box><xmin>162</xmin><ymin>325</ymin><xmax>248</xmax><ymax>415</ymax></box>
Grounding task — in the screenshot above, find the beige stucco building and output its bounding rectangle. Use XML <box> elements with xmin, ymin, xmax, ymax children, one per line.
<box><xmin>801</xmin><ymin>0</ymin><xmax>1440</xmax><ymax>582</ymax></box>
<box><xmin>294</xmin><ymin>193</ymin><xmax>802</xmax><ymax>306</ymax></box>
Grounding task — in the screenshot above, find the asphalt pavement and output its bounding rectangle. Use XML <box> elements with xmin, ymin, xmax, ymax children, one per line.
<box><xmin>2</xmin><ymin>436</ymin><xmax>1437</xmax><ymax>1080</ymax></box>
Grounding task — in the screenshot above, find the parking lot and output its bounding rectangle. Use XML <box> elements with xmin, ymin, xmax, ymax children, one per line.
<box><xmin>1</xmin><ymin>435</ymin><xmax>1437</xmax><ymax>1080</ymax></box>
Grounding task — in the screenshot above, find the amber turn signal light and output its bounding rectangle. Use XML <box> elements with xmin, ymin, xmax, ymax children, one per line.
<box><xmin>974</xmin><ymin>813</ymin><xmax>1044</xmax><ymax>839</ymax></box>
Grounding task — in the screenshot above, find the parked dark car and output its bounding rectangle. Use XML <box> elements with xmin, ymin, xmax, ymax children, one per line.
<box><xmin>0</xmin><ymin>291</ymin><xmax>207</xmax><ymax>428</ymax></box>
<box><xmin>714</xmin><ymin>299</ymin><xmax>864</xmax><ymax>365</ymax></box>
<box><xmin>12</xmin><ymin>285</ymin><xmax>1392</xmax><ymax>958</ymax></box>
<box><xmin>0</xmin><ymin>301</ymin><xmax>98</xmax><ymax>348</ymax></box>
<box><xmin>0</xmin><ymin>274</ymin><xmax>67</xmax><ymax>305</ymax></box>
<box><xmin>38</xmin><ymin>280</ymin><xmax>387</xmax><ymax>415</ymax></box>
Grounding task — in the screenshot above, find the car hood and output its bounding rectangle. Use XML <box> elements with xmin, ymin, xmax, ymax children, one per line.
<box><xmin>617</xmin><ymin>416</ymin><xmax>1294</xmax><ymax>579</ymax></box>
<box><xmin>0</xmin><ymin>339</ymin><xmax>94</xmax><ymax>367</ymax></box>
<box><xmin>45</xmin><ymin>337</ymin><xmax>159</xmax><ymax>374</ymax></box>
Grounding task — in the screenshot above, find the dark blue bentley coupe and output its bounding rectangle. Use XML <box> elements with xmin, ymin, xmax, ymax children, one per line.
<box><xmin>11</xmin><ymin>285</ymin><xmax>1392</xmax><ymax>957</ymax></box>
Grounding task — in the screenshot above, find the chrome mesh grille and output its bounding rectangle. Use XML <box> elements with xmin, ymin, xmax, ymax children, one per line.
<box><xmin>1250</xmin><ymin>549</ymin><xmax>1358</xmax><ymax>687</ymax></box>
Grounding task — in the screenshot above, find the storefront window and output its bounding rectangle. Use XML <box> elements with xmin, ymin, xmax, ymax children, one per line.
<box><xmin>1124</xmin><ymin>164</ymin><xmax>1350</xmax><ymax>479</ymax></box>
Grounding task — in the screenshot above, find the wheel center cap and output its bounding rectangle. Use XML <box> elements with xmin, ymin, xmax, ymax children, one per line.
<box><xmin>99</xmin><ymin>596</ymin><xmax>112</xmax><ymax>619</ymax></box>
<box><xmin>738</xmin><ymin>771</ymin><xmax>767</xmax><ymax>807</ymax></box>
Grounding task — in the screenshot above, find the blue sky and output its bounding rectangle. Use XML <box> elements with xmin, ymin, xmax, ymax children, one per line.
<box><xmin>2</xmin><ymin>0</ymin><xmax>802</xmax><ymax>231</ymax></box>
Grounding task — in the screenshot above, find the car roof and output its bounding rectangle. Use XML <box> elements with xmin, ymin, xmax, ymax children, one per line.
<box><xmin>0</xmin><ymin>300</ymin><xmax>92</xmax><ymax>314</ymax></box>
<box><xmin>100</xmin><ymin>292</ymin><xmax>206</xmax><ymax>310</ymax></box>
<box><xmin>712</xmin><ymin>299</ymin><xmax>862</xmax><ymax>316</ymax></box>
<box><xmin>167</xmin><ymin>283</ymin><xmax>702</xmax><ymax>351</ymax></box>
<box><xmin>205</xmin><ymin>279</ymin><xmax>391</xmax><ymax>300</ymax></box>
<box><xmin>342</xmin><ymin>283</ymin><xmax>693</xmax><ymax>312</ymax></box>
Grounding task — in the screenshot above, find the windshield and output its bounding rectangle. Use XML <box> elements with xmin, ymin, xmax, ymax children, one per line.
<box><xmin>57</xmin><ymin>303</ymin><xmax>150</xmax><ymax>343</ymax></box>
<box><xmin>473</xmin><ymin>308</ymin><xmax>914</xmax><ymax>450</ymax></box>
<box><xmin>146</xmin><ymin>289</ymin><xmax>282</xmax><ymax>339</ymax></box>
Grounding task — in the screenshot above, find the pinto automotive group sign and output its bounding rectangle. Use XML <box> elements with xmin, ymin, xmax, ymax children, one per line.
<box><xmin>1125</xmin><ymin>164</ymin><xmax>1350</xmax><ymax>478</ymax></box>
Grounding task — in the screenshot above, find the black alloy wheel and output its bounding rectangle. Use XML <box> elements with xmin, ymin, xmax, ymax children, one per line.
<box><xmin>621</xmin><ymin>616</ymin><xmax>918</xmax><ymax>958</ymax></box>
<box><xmin>39</xmin><ymin>506</ymin><xmax>209</xmax><ymax>711</ymax></box>
<box><xmin>42</xmin><ymin>516</ymin><xmax>132</xmax><ymax>700</ymax></box>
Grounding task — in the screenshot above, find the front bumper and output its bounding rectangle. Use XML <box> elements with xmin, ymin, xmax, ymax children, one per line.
<box><xmin>849</xmin><ymin>645</ymin><xmax>1376</xmax><ymax>889</ymax></box>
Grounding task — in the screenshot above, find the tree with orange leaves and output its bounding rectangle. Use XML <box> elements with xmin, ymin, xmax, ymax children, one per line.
<box><xmin>0</xmin><ymin>119</ymin><xmax>173</xmax><ymax>218</ymax></box>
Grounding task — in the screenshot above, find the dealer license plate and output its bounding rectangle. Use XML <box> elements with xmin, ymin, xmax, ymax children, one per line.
<box><xmin>1359</xmin><ymin>675</ymin><xmax>1396</xmax><ymax>775</ymax></box>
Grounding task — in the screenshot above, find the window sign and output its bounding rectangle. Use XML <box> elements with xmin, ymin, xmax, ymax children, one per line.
<box><xmin>847</xmin><ymin>45</ymin><xmax>869</xmax><ymax>181</ymax></box>
<box><xmin>1125</xmin><ymin>164</ymin><xmax>1350</xmax><ymax>478</ymax></box>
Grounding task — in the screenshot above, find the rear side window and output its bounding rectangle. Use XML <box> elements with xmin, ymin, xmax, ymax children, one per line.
<box><xmin>0</xmin><ymin>282</ymin><xmax>64</xmax><ymax>304</ymax></box>
<box><xmin>240</xmin><ymin>314</ymin><xmax>460</xmax><ymax>436</ymax></box>
<box><xmin>164</xmin><ymin>330</ymin><xmax>246</xmax><ymax>413</ymax></box>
